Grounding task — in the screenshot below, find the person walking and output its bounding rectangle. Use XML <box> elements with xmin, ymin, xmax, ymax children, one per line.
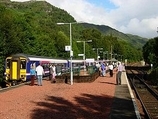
<box><xmin>100</xmin><ymin>63</ymin><xmax>106</xmax><ymax>77</ymax></box>
<box><xmin>36</xmin><ymin>63</ymin><xmax>44</xmax><ymax>86</ymax></box>
<box><xmin>116</xmin><ymin>62</ymin><xmax>123</xmax><ymax>85</ymax></box>
<box><xmin>30</xmin><ymin>66</ymin><xmax>36</xmax><ymax>86</ymax></box>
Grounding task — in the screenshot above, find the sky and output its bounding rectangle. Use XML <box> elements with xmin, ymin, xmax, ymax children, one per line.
<box><xmin>11</xmin><ymin>0</ymin><xmax>158</xmax><ymax>38</ymax></box>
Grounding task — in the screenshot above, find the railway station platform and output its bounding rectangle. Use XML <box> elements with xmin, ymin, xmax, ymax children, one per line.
<box><xmin>0</xmin><ymin>70</ymin><xmax>142</xmax><ymax>119</ymax></box>
<box><xmin>109</xmin><ymin>71</ymin><xmax>141</xmax><ymax>119</ymax></box>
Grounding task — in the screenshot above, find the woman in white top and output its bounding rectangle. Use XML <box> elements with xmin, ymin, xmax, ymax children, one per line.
<box><xmin>50</xmin><ymin>64</ymin><xmax>56</xmax><ymax>83</ymax></box>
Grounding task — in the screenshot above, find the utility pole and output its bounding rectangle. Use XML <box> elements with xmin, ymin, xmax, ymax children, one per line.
<box><xmin>57</xmin><ymin>22</ymin><xmax>78</xmax><ymax>85</ymax></box>
<box><xmin>110</xmin><ymin>45</ymin><xmax>112</xmax><ymax>62</ymax></box>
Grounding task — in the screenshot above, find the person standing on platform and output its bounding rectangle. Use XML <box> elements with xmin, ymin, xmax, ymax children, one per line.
<box><xmin>108</xmin><ymin>63</ymin><xmax>114</xmax><ymax>77</ymax></box>
<box><xmin>30</xmin><ymin>66</ymin><xmax>36</xmax><ymax>86</ymax></box>
<box><xmin>36</xmin><ymin>63</ymin><xmax>44</xmax><ymax>86</ymax></box>
<box><xmin>96</xmin><ymin>62</ymin><xmax>100</xmax><ymax>72</ymax></box>
<box><xmin>50</xmin><ymin>64</ymin><xmax>56</xmax><ymax>83</ymax></box>
<box><xmin>116</xmin><ymin>62</ymin><xmax>123</xmax><ymax>85</ymax></box>
<box><xmin>49</xmin><ymin>64</ymin><xmax>53</xmax><ymax>80</ymax></box>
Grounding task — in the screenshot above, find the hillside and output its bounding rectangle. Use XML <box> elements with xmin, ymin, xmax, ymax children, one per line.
<box><xmin>1</xmin><ymin>0</ymin><xmax>148</xmax><ymax>48</ymax></box>
<box><xmin>81</xmin><ymin>23</ymin><xmax>148</xmax><ymax>48</ymax></box>
<box><xmin>4</xmin><ymin>0</ymin><xmax>148</xmax><ymax>48</ymax></box>
<box><xmin>0</xmin><ymin>0</ymin><xmax>145</xmax><ymax>62</ymax></box>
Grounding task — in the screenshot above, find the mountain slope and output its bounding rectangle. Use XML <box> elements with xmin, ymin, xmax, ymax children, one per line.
<box><xmin>2</xmin><ymin>0</ymin><xmax>148</xmax><ymax>48</ymax></box>
<box><xmin>0</xmin><ymin>0</ymin><xmax>145</xmax><ymax>61</ymax></box>
<box><xmin>81</xmin><ymin>23</ymin><xmax>148</xmax><ymax>48</ymax></box>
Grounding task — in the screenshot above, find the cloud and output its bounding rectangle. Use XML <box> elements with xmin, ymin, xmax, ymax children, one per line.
<box><xmin>109</xmin><ymin>0</ymin><xmax>158</xmax><ymax>38</ymax></box>
<box><xmin>46</xmin><ymin>0</ymin><xmax>115</xmax><ymax>27</ymax></box>
<box><xmin>46</xmin><ymin>0</ymin><xmax>158</xmax><ymax>38</ymax></box>
<box><xmin>120</xmin><ymin>17</ymin><xmax>158</xmax><ymax>38</ymax></box>
<box><xmin>11</xmin><ymin>0</ymin><xmax>158</xmax><ymax>38</ymax></box>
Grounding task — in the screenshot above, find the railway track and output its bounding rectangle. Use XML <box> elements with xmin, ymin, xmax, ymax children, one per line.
<box><xmin>126</xmin><ymin>66</ymin><xmax>158</xmax><ymax>119</ymax></box>
<box><xmin>133</xmin><ymin>78</ymin><xmax>158</xmax><ymax>119</ymax></box>
<box><xmin>0</xmin><ymin>81</ymin><xmax>30</xmax><ymax>93</ymax></box>
<box><xmin>0</xmin><ymin>77</ymin><xmax>51</xmax><ymax>93</ymax></box>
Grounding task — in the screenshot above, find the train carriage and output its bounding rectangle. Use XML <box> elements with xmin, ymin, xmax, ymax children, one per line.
<box><xmin>4</xmin><ymin>54</ymin><xmax>96</xmax><ymax>85</ymax></box>
<box><xmin>4</xmin><ymin>54</ymin><xmax>67</xmax><ymax>85</ymax></box>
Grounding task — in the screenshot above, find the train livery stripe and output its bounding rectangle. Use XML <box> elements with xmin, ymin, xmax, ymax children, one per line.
<box><xmin>29</xmin><ymin>57</ymin><xmax>67</xmax><ymax>63</ymax></box>
<box><xmin>26</xmin><ymin>71</ymin><xmax>49</xmax><ymax>76</ymax></box>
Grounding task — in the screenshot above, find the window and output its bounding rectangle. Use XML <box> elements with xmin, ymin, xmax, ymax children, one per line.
<box><xmin>21</xmin><ymin>60</ymin><xmax>26</xmax><ymax>69</ymax></box>
<box><xmin>6</xmin><ymin>59</ymin><xmax>11</xmax><ymax>69</ymax></box>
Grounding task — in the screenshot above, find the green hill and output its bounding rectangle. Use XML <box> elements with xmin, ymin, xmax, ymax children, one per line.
<box><xmin>81</xmin><ymin>23</ymin><xmax>148</xmax><ymax>48</ymax></box>
<box><xmin>0</xmin><ymin>0</ymin><xmax>146</xmax><ymax>62</ymax></box>
<box><xmin>2</xmin><ymin>0</ymin><xmax>148</xmax><ymax>49</ymax></box>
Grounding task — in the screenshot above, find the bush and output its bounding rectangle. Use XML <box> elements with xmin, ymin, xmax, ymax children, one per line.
<box><xmin>148</xmin><ymin>67</ymin><xmax>158</xmax><ymax>85</ymax></box>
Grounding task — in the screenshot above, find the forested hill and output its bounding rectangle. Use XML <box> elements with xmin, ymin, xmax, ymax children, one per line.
<box><xmin>2</xmin><ymin>0</ymin><xmax>147</xmax><ymax>48</ymax></box>
<box><xmin>0</xmin><ymin>0</ymin><xmax>146</xmax><ymax>62</ymax></box>
<box><xmin>81</xmin><ymin>23</ymin><xmax>148</xmax><ymax>48</ymax></box>
<box><xmin>1</xmin><ymin>0</ymin><xmax>158</xmax><ymax>86</ymax></box>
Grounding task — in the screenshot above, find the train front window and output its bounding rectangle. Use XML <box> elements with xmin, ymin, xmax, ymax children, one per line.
<box><xmin>21</xmin><ymin>60</ymin><xmax>26</xmax><ymax>69</ymax></box>
<box><xmin>6</xmin><ymin>59</ymin><xmax>11</xmax><ymax>69</ymax></box>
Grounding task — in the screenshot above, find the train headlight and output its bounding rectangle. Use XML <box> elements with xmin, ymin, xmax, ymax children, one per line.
<box><xmin>4</xmin><ymin>72</ymin><xmax>6</xmax><ymax>76</ymax></box>
<box><xmin>5</xmin><ymin>74</ymin><xmax>10</xmax><ymax>80</ymax></box>
<box><xmin>21</xmin><ymin>75</ymin><xmax>26</xmax><ymax>81</ymax></box>
<box><xmin>21</xmin><ymin>75</ymin><xmax>26</xmax><ymax>78</ymax></box>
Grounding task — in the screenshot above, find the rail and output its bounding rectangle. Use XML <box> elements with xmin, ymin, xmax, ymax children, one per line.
<box><xmin>127</xmin><ymin>68</ymin><xmax>158</xmax><ymax>119</ymax></box>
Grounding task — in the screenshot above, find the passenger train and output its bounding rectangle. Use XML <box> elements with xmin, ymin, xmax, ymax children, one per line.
<box><xmin>4</xmin><ymin>53</ymin><xmax>118</xmax><ymax>85</ymax></box>
<box><xmin>4</xmin><ymin>53</ymin><xmax>87</xmax><ymax>84</ymax></box>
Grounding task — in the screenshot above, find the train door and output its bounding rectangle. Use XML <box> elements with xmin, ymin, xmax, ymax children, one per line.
<box><xmin>11</xmin><ymin>61</ymin><xmax>18</xmax><ymax>79</ymax></box>
<box><xmin>10</xmin><ymin>57</ymin><xmax>20</xmax><ymax>80</ymax></box>
<box><xmin>19</xmin><ymin>59</ymin><xmax>27</xmax><ymax>81</ymax></box>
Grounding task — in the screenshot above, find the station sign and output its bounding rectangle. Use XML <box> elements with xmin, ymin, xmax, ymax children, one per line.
<box><xmin>78</xmin><ymin>54</ymin><xmax>84</xmax><ymax>56</ymax></box>
<box><xmin>65</xmin><ymin>46</ymin><xmax>71</xmax><ymax>51</ymax></box>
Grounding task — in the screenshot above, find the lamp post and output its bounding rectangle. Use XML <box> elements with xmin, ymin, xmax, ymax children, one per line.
<box><xmin>121</xmin><ymin>55</ymin><xmax>123</xmax><ymax>62</ymax></box>
<box><xmin>77</xmin><ymin>40</ymin><xmax>92</xmax><ymax>71</ymax></box>
<box><xmin>106</xmin><ymin>51</ymin><xmax>108</xmax><ymax>60</ymax></box>
<box><xmin>57</xmin><ymin>22</ymin><xmax>77</xmax><ymax>85</ymax></box>
<box><xmin>92</xmin><ymin>48</ymin><xmax>103</xmax><ymax>61</ymax></box>
<box><xmin>114</xmin><ymin>53</ymin><xmax>117</xmax><ymax>60</ymax></box>
<box><xmin>103</xmin><ymin>51</ymin><xmax>108</xmax><ymax>60</ymax></box>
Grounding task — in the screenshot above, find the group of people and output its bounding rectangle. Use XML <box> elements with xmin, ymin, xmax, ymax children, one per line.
<box><xmin>30</xmin><ymin>61</ymin><xmax>124</xmax><ymax>86</ymax></box>
<box><xmin>30</xmin><ymin>63</ymin><xmax>56</xmax><ymax>86</ymax></box>
<box><xmin>96</xmin><ymin>62</ymin><xmax>114</xmax><ymax>77</ymax></box>
<box><xmin>96</xmin><ymin>61</ymin><xmax>125</xmax><ymax>85</ymax></box>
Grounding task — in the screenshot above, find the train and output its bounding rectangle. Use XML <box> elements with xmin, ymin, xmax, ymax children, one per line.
<box><xmin>4</xmin><ymin>53</ymin><xmax>119</xmax><ymax>85</ymax></box>
<box><xmin>4</xmin><ymin>53</ymin><xmax>88</xmax><ymax>85</ymax></box>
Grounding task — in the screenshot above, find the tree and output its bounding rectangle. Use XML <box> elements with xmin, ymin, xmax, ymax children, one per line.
<box><xmin>55</xmin><ymin>31</ymin><xmax>70</xmax><ymax>58</ymax></box>
<box><xmin>143</xmin><ymin>37</ymin><xmax>158</xmax><ymax>67</ymax></box>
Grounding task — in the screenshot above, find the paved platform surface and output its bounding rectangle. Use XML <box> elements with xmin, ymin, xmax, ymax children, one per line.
<box><xmin>109</xmin><ymin>72</ymin><xmax>140</xmax><ymax>119</ymax></box>
<box><xmin>0</xmin><ymin>71</ymin><xmax>141</xmax><ymax>119</ymax></box>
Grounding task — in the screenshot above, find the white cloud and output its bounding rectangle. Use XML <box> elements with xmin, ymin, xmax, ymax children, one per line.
<box><xmin>10</xmin><ymin>0</ymin><xmax>158</xmax><ymax>38</ymax></box>
<box><xmin>120</xmin><ymin>17</ymin><xmax>158</xmax><ymax>38</ymax></box>
<box><xmin>46</xmin><ymin>0</ymin><xmax>115</xmax><ymax>27</ymax></box>
<box><xmin>109</xmin><ymin>0</ymin><xmax>158</xmax><ymax>38</ymax></box>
